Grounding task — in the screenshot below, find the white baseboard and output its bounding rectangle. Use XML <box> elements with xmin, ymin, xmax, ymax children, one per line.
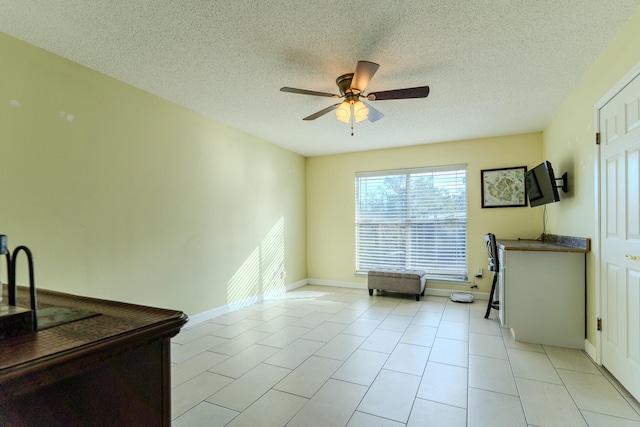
<box><xmin>584</xmin><ymin>339</ymin><xmax>599</xmax><ymax>364</ymax></box>
<box><xmin>424</xmin><ymin>288</ymin><xmax>490</xmax><ymax>301</ymax></box>
<box><xmin>184</xmin><ymin>279</ymin><xmax>308</xmax><ymax>329</ymax></box>
<box><xmin>307</xmin><ymin>278</ymin><xmax>365</xmax><ymax>289</ymax></box>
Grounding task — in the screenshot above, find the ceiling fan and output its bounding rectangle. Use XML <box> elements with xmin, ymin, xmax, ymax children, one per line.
<box><xmin>280</xmin><ymin>60</ymin><xmax>430</xmax><ymax>135</ymax></box>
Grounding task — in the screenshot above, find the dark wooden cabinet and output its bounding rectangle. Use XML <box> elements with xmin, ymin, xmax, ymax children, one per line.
<box><xmin>0</xmin><ymin>288</ymin><xmax>187</xmax><ymax>426</ymax></box>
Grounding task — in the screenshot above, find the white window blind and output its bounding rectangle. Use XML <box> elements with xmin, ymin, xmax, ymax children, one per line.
<box><xmin>355</xmin><ymin>165</ymin><xmax>468</xmax><ymax>281</ymax></box>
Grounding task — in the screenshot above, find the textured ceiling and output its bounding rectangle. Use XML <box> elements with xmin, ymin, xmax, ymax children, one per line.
<box><xmin>1</xmin><ymin>1</ymin><xmax>638</xmax><ymax>156</ymax></box>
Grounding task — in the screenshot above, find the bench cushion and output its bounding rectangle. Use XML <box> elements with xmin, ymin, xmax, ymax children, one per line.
<box><xmin>367</xmin><ymin>269</ymin><xmax>427</xmax><ymax>297</ymax></box>
<box><xmin>367</xmin><ymin>269</ymin><xmax>426</xmax><ymax>280</ymax></box>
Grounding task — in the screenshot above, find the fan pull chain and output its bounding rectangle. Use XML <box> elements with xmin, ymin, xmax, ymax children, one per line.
<box><xmin>350</xmin><ymin>102</ymin><xmax>355</xmax><ymax>136</ymax></box>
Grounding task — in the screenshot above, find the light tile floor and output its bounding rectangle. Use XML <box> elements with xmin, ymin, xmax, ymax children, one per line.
<box><xmin>171</xmin><ymin>285</ymin><xmax>640</xmax><ymax>426</ymax></box>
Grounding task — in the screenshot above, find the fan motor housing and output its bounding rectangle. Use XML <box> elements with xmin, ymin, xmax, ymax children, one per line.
<box><xmin>336</xmin><ymin>73</ymin><xmax>355</xmax><ymax>96</ymax></box>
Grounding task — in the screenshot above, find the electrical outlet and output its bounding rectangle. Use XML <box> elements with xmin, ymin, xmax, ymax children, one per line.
<box><xmin>476</xmin><ymin>268</ymin><xmax>483</xmax><ymax>277</ymax></box>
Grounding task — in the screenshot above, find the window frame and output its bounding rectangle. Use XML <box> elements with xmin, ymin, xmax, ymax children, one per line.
<box><xmin>355</xmin><ymin>164</ymin><xmax>468</xmax><ymax>282</ymax></box>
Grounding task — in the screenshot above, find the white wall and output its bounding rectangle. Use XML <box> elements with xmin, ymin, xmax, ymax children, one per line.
<box><xmin>0</xmin><ymin>32</ymin><xmax>307</xmax><ymax>317</ymax></box>
<box><xmin>543</xmin><ymin>6</ymin><xmax>640</xmax><ymax>344</ymax></box>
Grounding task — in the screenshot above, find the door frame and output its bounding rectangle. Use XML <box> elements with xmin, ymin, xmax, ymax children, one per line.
<box><xmin>594</xmin><ymin>60</ymin><xmax>640</xmax><ymax>365</ymax></box>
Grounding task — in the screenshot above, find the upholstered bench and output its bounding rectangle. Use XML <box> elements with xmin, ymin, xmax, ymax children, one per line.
<box><xmin>367</xmin><ymin>269</ymin><xmax>427</xmax><ymax>301</ymax></box>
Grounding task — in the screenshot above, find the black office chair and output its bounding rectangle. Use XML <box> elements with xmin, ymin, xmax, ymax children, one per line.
<box><xmin>484</xmin><ymin>233</ymin><xmax>500</xmax><ymax>319</ymax></box>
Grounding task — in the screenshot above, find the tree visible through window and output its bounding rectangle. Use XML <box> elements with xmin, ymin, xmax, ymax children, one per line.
<box><xmin>355</xmin><ymin>165</ymin><xmax>468</xmax><ymax>281</ymax></box>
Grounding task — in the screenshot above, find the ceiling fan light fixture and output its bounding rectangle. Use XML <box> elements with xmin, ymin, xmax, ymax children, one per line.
<box><xmin>353</xmin><ymin>100</ymin><xmax>369</xmax><ymax>122</ymax></box>
<box><xmin>282</xmin><ymin>60</ymin><xmax>429</xmax><ymax>131</ymax></box>
<box><xmin>336</xmin><ymin>101</ymin><xmax>351</xmax><ymax>123</ymax></box>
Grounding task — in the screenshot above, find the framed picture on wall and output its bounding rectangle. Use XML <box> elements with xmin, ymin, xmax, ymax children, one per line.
<box><xmin>481</xmin><ymin>166</ymin><xmax>528</xmax><ymax>208</ymax></box>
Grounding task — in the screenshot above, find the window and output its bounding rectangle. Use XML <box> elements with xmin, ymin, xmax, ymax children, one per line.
<box><xmin>355</xmin><ymin>165</ymin><xmax>468</xmax><ymax>281</ymax></box>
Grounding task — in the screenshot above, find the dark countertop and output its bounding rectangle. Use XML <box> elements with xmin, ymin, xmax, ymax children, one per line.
<box><xmin>498</xmin><ymin>233</ymin><xmax>590</xmax><ymax>253</ymax></box>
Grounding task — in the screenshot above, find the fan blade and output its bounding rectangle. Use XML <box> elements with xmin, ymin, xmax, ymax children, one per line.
<box><xmin>280</xmin><ymin>87</ymin><xmax>340</xmax><ymax>98</ymax></box>
<box><xmin>362</xmin><ymin>101</ymin><xmax>384</xmax><ymax>122</ymax></box>
<box><xmin>367</xmin><ymin>86</ymin><xmax>430</xmax><ymax>101</ymax></box>
<box><xmin>350</xmin><ymin>61</ymin><xmax>380</xmax><ymax>93</ymax></box>
<box><xmin>303</xmin><ymin>103</ymin><xmax>340</xmax><ymax>120</ymax></box>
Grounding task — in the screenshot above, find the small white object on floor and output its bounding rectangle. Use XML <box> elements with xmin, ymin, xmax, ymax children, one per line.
<box><xmin>450</xmin><ymin>292</ymin><xmax>474</xmax><ymax>303</ymax></box>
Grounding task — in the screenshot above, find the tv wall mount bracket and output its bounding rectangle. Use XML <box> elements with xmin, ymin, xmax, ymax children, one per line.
<box><xmin>556</xmin><ymin>172</ymin><xmax>568</xmax><ymax>193</ymax></box>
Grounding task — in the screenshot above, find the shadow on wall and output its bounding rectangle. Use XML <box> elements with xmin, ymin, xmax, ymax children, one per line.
<box><xmin>226</xmin><ymin>217</ymin><xmax>286</xmax><ymax>309</ymax></box>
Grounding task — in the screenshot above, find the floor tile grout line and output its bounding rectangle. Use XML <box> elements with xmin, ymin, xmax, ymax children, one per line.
<box><xmin>549</xmin><ymin>350</ymin><xmax>596</xmax><ymax>427</ymax></box>
<box><xmin>550</xmin><ymin>348</ymin><xmax>640</xmax><ymax>424</ymax></box>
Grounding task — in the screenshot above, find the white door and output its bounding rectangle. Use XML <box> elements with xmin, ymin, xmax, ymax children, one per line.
<box><xmin>600</xmin><ymin>70</ymin><xmax>640</xmax><ymax>401</ymax></box>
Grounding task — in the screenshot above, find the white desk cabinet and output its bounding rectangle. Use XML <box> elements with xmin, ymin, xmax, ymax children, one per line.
<box><xmin>497</xmin><ymin>240</ymin><xmax>586</xmax><ymax>349</ymax></box>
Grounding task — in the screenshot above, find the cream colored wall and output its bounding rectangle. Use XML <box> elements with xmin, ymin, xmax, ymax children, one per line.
<box><xmin>543</xmin><ymin>7</ymin><xmax>640</xmax><ymax>346</ymax></box>
<box><xmin>0</xmin><ymin>33</ymin><xmax>307</xmax><ymax>317</ymax></box>
<box><xmin>306</xmin><ymin>133</ymin><xmax>543</xmax><ymax>293</ymax></box>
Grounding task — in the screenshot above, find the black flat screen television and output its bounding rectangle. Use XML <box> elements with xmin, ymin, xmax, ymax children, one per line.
<box><xmin>525</xmin><ymin>161</ymin><xmax>561</xmax><ymax>207</ymax></box>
